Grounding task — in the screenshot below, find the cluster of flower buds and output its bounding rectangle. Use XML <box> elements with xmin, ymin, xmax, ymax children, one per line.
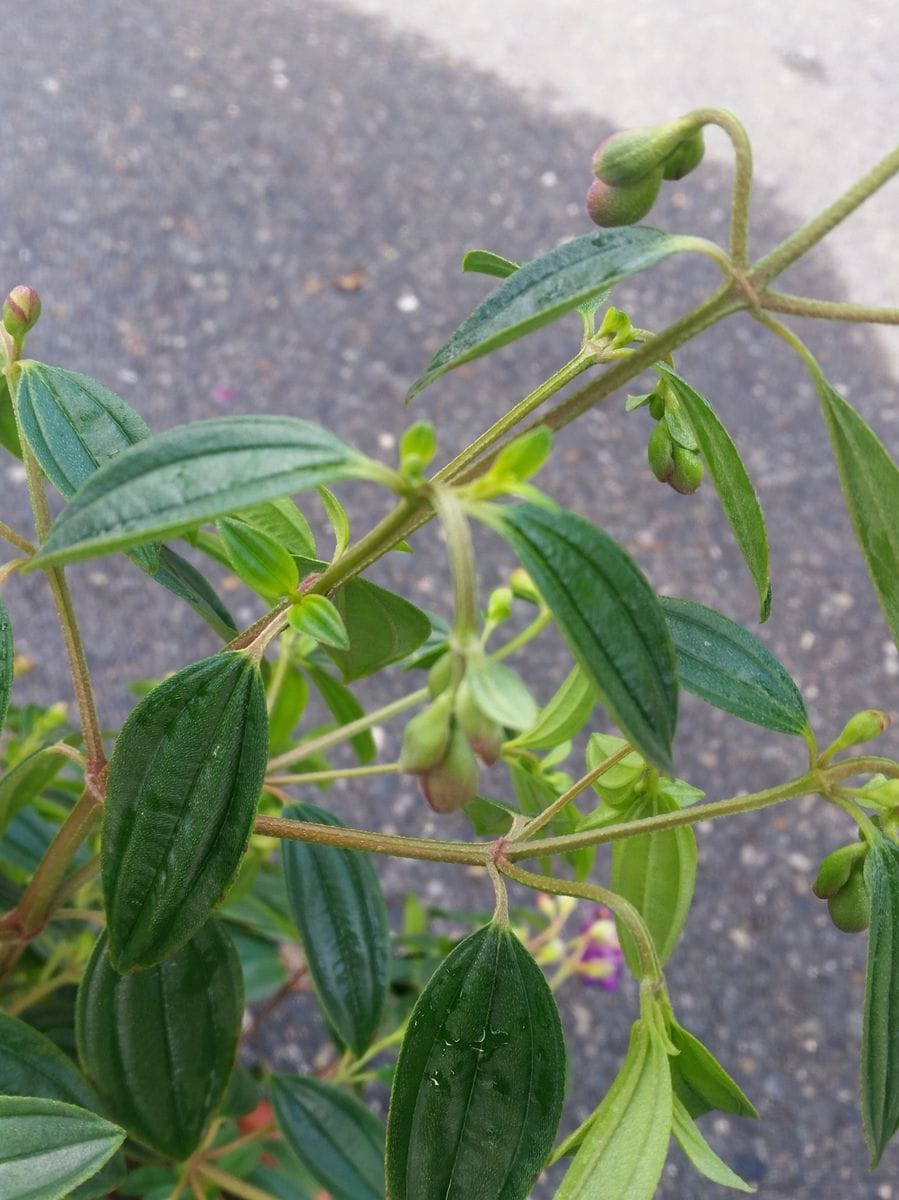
<box><xmin>812</xmin><ymin>841</ymin><xmax>870</xmax><ymax>933</ymax></box>
<box><xmin>630</xmin><ymin>378</ymin><xmax>703</xmax><ymax>494</ymax></box>
<box><xmin>586</xmin><ymin>118</ymin><xmax>705</xmax><ymax>228</ymax></box>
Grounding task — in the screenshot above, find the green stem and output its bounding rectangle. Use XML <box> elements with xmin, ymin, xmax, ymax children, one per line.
<box><xmin>752</xmin><ymin>141</ymin><xmax>899</xmax><ymax>287</ymax></box>
<box><xmin>760</xmin><ymin>291</ymin><xmax>899</xmax><ymax>325</ymax></box>
<box><xmin>491</xmin><ymin>610</ymin><xmax>551</xmax><ymax>661</ymax></box>
<box><xmin>827</xmin><ymin>789</ymin><xmax>881</xmax><ymax>845</ymax></box>
<box><xmin>512</xmin><ymin>744</ymin><xmax>634</xmax><ymax>841</ymax></box>
<box><xmin>198</xmin><ymin>1163</ymin><xmax>280</xmax><ymax>1200</ymax></box>
<box><xmin>429</xmin><ymin>484</ymin><xmax>479</xmax><ymax>641</ymax></box>
<box><xmin>254</xmin><ymin>814</ymin><xmax>487</xmax><ymax>866</ymax></box>
<box><xmin>266</xmin><ymin>761</ymin><xmax>401</xmax><ymax>786</ymax></box>
<box><xmin>0</xmin><ymin>520</ymin><xmax>35</xmax><ymax>556</ymax></box>
<box><xmin>686</xmin><ymin>108</ymin><xmax>754</xmax><ymax>267</ymax></box>
<box><xmin>5</xmin><ymin>968</ymin><xmax>83</xmax><ymax>1017</ymax></box>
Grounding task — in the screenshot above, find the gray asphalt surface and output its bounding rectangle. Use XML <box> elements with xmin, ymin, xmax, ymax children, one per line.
<box><xmin>3</xmin><ymin>3</ymin><xmax>899</xmax><ymax>1197</ymax></box>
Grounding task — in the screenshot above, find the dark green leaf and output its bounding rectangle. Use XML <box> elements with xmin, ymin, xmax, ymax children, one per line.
<box><xmin>672</xmin><ymin>1095</ymin><xmax>755</xmax><ymax>1192</ymax></box>
<box><xmin>0</xmin><ymin>746</ymin><xmax>71</xmax><ymax>839</ymax></box>
<box><xmin>815</xmin><ymin>371</ymin><xmax>899</xmax><ymax>649</ymax></box>
<box><xmin>862</xmin><ymin>834</ymin><xmax>899</xmax><ymax>1165</ymax></box>
<box><xmin>220</xmin><ymin>1065</ymin><xmax>261</xmax><ymax>1120</ymax></box>
<box><xmin>0</xmin><ymin>1096</ymin><xmax>124</xmax><ymax>1200</ymax></box>
<box><xmin>507</xmin><ymin>666</ymin><xmax>596</xmax><ymax>751</ymax></box>
<box><xmin>0</xmin><ymin>1012</ymin><xmax>125</xmax><ymax>1199</ymax></box>
<box><xmin>247</xmin><ymin>1139</ymin><xmax>319</xmax><ymax>1200</ymax></box>
<box><xmin>271</xmin><ymin>1075</ymin><xmax>385</xmax><ymax>1200</ymax></box>
<box><xmin>226</xmin><ymin>926</ymin><xmax>289</xmax><ymax>1002</ymax></box>
<box><xmin>408</xmin><ymin>227</ymin><xmax>694</xmax><ymax>399</ymax></box>
<box><xmin>611</xmin><ymin>789</ymin><xmax>696</xmax><ymax>969</ymax></box>
<box><xmin>327</xmin><ymin>578</ymin><xmax>432</xmax><ymax>682</ymax></box>
<box><xmin>461</xmin><ymin>249</ymin><xmax>519</xmax><ymax>278</ymax></box>
<box><xmin>0</xmin><ymin>594</ymin><xmax>12</xmax><ymax>732</ymax></box>
<box><xmin>0</xmin><ymin>372</ymin><xmax>22</xmax><ymax>457</ymax></box>
<box><xmin>555</xmin><ymin>1019</ymin><xmax>671</xmax><ymax>1199</ymax></box>
<box><xmin>668</xmin><ymin>1021</ymin><xmax>758</xmax><ymax>1120</ymax></box>
<box><xmin>308</xmin><ymin>667</ymin><xmax>376</xmax><ymax>764</ymax></box>
<box><xmin>281</xmin><ymin>801</ymin><xmax>390</xmax><ymax>1056</ymax></box>
<box><xmin>146</xmin><ymin>544</ymin><xmax>237</xmax><ymax>639</ymax></box>
<box><xmin>385</xmin><ymin>923</ymin><xmax>566</xmax><ymax>1200</ymax></box>
<box><xmin>464</xmin><ymin>794</ymin><xmax>519</xmax><ymax>836</ymax></box>
<box><xmin>495</xmin><ymin>502</ymin><xmax>678</xmax><ymax>772</ymax></box>
<box><xmin>102</xmin><ymin>651</ymin><xmax>268</xmax><ymax>970</ymax></box>
<box><xmin>658</xmin><ymin>367</ymin><xmax>771</xmax><ymax>620</ymax></box>
<box><xmin>76</xmin><ymin>923</ymin><xmax>243</xmax><ymax>1160</ymax></box>
<box><xmin>661</xmin><ymin>596</ymin><xmax>810</xmax><ymax>738</ymax></box>
<box><xmin>32</xmin><ymin>416</ymin><xmax>365</xmax><ymax>569</ymax></box>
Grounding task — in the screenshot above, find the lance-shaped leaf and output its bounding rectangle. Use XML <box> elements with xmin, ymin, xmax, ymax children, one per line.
<box><xmin>555</xmin><ymin>1019</ymin><xmax>672</xmax><ymax>1200</ymax></box>
<box><xmin>611</xmin><ymin>789</ymin><xmax>697</xmax><ymax>970</ymax></box>
<box><xmin>281</xmin><ymin>801</ymin><xmax>390</xmax><ymax>1056</ymax></box>
<box><xmin>462</xmin><ymin>248</ymin><xmax>519</xmax><ymax>279</ymax></box>
<box><xmin>408</xmin><ymin>227</ymin><xmax>694</xmax><ymax>399</ymax></box>
<box><xmin>31</xmin><ymin>416</ymin><xmax>366</xmax><ymax>569</ymax></box>
<box><xmin>102</xmin><ymin>651</ymin><xmax>268</xmax><ymax>971</ymax></box>
<box><xmin>0</xmin><ymin>1012</ymin><xmax>125</xmax><ymax>1199</ymax></box>
<box><xmin>814</xmin><ymin>371</ymin><xmax>899</xmax><ymax>650</ymax></box>
<box><xmin>657</xmin><ymin>367</ymin><xmax>770</xmax><ymax>620</ymax></box>
<box><xmin>862</xmin><ymin>834</ymin><xmax>899</xmax><ymax>1166</ymax></box>
<box><xmin>668</xmin><ymin>1021</ymin><xmax>758</xmax><ymax>1120</ymax></box>
<box><xmin>386</xmin><ymin>923</ymin><xmax>565</xmax><ymax>1200</ymax></box>
<box><xmin>0</xmin><ymin>594</ymin><xmax>12</xmax><ymax>731</ymax></box>
<box><xmin>147</xmin><ymin>544</ymin><xmax>237</xmax><ymax>639</ymax></box>
<box><xmin>77</xmin><ymin>924</ymin><xmax>243</xmax><ymax>1161</ymax></box>
<box><xmin>271</xmin><ymin>1075</ymin><xmax>386</xmax><ymax>1200</ymax></box>
<box><xmin>220</xmin><ymin>516</ymin><xmax>300</xmax><ymax>600</ymax></box>
<box><xmin>0</xmin><ymin>1096</ymin><xmax>125</xmax><ymax>1200</ymax></box>
<box><xmin>672</xmin><ymin>1095</ymin><xmax>755</xmax><ymax>1192</ymax></box>
<box><xmin>661</xmin><ymin>596</ymin><xmax>810</xmax><ymax>738</ymax></box>
<box><xmin>507</xmin><ymin>665</ymin><xmax>596</xmax><ymax>751</ymax></box>
<box><xmin>495</xmin><ymin>502</ymin><xmax>678</xmax><ymax>772</ymax></box>
<box><xmin>0</xmin><ymin>745</ymin><xmax>72</xmax><ymax>839</ymax></box>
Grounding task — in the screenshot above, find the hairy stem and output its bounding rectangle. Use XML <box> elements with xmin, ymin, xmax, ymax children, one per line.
<box><xmin>266</xmin><ymin>761</ymin><xmax>401</xmax><ymax>786</ymax></box>
<box><xmin>760</xmin><ymin>291</ymin><xmax>899</xmax><ymax>325</ymax></box>
<box><xmin>0</xmin><ymin>520</ymin><xmax>35</xmax><ymax>556</ymax></box>
<box><xmin>254</xmin><ymin>814</ymin><xmax>487</xmax><ymax>866</ymax></box>
<box><xmin>686</xmin><ymin>108</ymin><xmax>754</xmax><ymax>267</ymax></box>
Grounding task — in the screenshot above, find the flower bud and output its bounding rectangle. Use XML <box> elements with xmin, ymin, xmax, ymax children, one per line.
<box><xmin>586</xmin><ymin>171</ymin><xmax>662</xmax><ymax>229</ymax></box>
<box><xmin>487</xmin><ymin>586</ymin><xmax>514</xmax><ymax>626</ymax></box>
<box><xmin>420</xmin><ymin>725</ymin><xmax>479</xmax><ymax>813</ymax></box>
<box><xmin>669</xmin><ymin>445</ymin><xmax>704</xmax><ymax>494</ymax></box>
<box><xmin>3</xmin><ymin>286</ymin><xmax>41</xmax><ymax>341</ymax></box>
<box><xmin>812</xmin><ymin>841</ymin><xmax>867</xmax><ymax>899</ymax></box>
<box><xmin>427</xmin><ymin>652</ymin><xmax>454</xmax><ymax>698</ymax></box>
<box><xmin>825</xmin><ymin>710</ymin><xmax>892</xmax><ymax>760</ymax></box>
<box><xmin>647</xmin><ymin>419</ymin><xmax>675</xmax><ymax>484</ymax></box>
<box><xmin>827</xmin><ymin>859</ymin><xmax>870</xmax><ymax>934</ymax></box>
<box><xmin>399</xmin><ymin>690</ymin><xmax>454</xmax><ymax>774</ymax></box>
<box><xmin>454</xmin><ymin>676</ymin><xmax>504</xmax><ymax>765</ymax></box>
<box><xmin>662</xmin><ymin>131</ymin><xmax>706</xmax><ymax>180</ymax></box>
<box><xmin>648</xmin><ymin>392</ymin><xmax>666</xmax><ymax>421</ymax></box>
<box><xmin>592</xmin><ymin>120</ymin><xmax>700</xmax><ymax>187</ymax></box>
<box><xmin>509</xmin><ymin>569</ymin><xmax>541</xmax><ymax>605</ymax></box>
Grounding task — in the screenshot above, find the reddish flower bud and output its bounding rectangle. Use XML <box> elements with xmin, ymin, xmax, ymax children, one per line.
<box><xmin>586</xmin><ymin>171</ymin><xmax>662</xmax><ymax>229</ymax></box>
<box><xmin>2</xmin><ymin>285</ymin><xmax>41</xmax><ymax>341</ymax></box>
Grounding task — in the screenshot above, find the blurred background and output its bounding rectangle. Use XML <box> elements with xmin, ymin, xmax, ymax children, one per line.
<box><xmin>3</xmin><ymin>2</ymin><xmax>899</xmax><ymax>1195</ymax></box>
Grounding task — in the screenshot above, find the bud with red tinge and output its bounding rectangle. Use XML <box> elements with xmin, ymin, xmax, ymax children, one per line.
<box><xmin>3</xmin><ymin>286</ymin><xmax>41</xmax><ymax>342</ymax></box>
<box><xmin>592</xmin><ymin>119</ymin><xmax>701</xmax><ymax>187</ymax></box>
<box><xmin>586</xmin><ymin>172</ymin><xmax>662</xmax><ymax>228</ymax></box>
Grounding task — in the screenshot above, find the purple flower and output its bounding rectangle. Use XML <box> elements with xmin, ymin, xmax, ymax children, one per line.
<box><xmin>574</xmin><ymin>906</ymin><xmax>624</xmax><ymax>991</ymax></box>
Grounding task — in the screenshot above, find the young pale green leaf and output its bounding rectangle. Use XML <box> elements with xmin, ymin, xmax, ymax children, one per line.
<box><xmin>31</xmin><ymin>416</ymin><xmax>365</xmax><ymax>569</ymax></box>
<box><xmin>657</xmin><ymin>367</ymin><xmax>771</xmax><ymax>620</ymax></box>
<box><xmin>862</xmin><ymin>834</ymin><xmax>899</xmax><ymax>1166</ymax></box>
<box><xmin>289</xmin><ymin>594</ymin><xmax>351</xmax><ymax>650</ymax></box>
<box><xmin>271</xmin><ymin>1075</ymin><xmax>386</xmax><ymax>1200</ymax></box>
<box><xmin>386</xmin><ymin>923</ymin><xmax>565</xmax><ymax>1200</ymax></box>
<box><xmin>814</xmin><ymin>372</ymin><xmax>899</xmax><ymax>650</ymax></box>
<box><xmin>77</xmin><ymin>923</ymin><xmax>243</xmax><ymax>1161</ymax></box>
<box><xmin>495</xmin><ymin>502</ymin><xmax>678</xmax><ymax>772</ymax></box>
<box><xmin>0</xmin><ymin>1012</ymin><xmax>125</xmax><ymax>1199</ymax></box>
<box><xmin>281</xmin><ymin>801</ymin><xmax>390</xmax><ymax>1056</ymax></box>
<box><xmin>555</xmin><ymin>1019</ymin><xmax>672</xmax><ymax>1200</ymax></box>
<box><xmin>102</xmin><ymin>652</ymin><xmax>269</xmax><ymax>971</ymax></box>
<box><xmin>461</xmin><ymin>248</ymin><xmax>519</xmax><ymax>279</ymax></box>
<box><xmin>661</xmin><ymin>596</ymin><xmax>810</xmax><ymax>738</ymax></box>
<box><xmin>466</xmin><ymin>653</ymin><xmax>538</xmax><ymax>731</ymax></box>
<box><xmin>510</xmin><ymin>761</ymin><xmax>594</xmax><ymax>880</ymax></box>
<box><xmin>220</xmin><ymin>517</ymin><xmax>300</xmax><ymax>599</ymax></box>
<box><xmin>0</xmin><ymin>594</ymin><xmax>12</xmax><ymax>731</ymax></box>
<box><xmin>147</xmin><ymin>544</ymin><xmax>238</xmax><ymax>639</ymax></box>
<box><xmin>668</xmin><ymin>1022</ymin><xmax>758</xmax><ymax>1120</ymax></box>
<box><xmin>672</xmin><ymin>1095</ymin><xmax>755</xmax><ymax>1192</ymax></box>
<box><xmin>0</xmin><ymin>372</ymin><xmax>22</xmax><ymax>457</ymax></box>
<box><xmin>232</xmin><ymin>496</ymin><xmax>317</xmax><ymax>557</ymax></box>
<box><xmin>408</xmin><ymin>227</ymin><xmax>694</xmax><ymax>399</ymax></box>
<box><xmin>611</xmin><ymin>790</ymin><xmax>697</xmax><ymax>970</ymax></box>
<box><xmin>0</xmin><ymin>1096</ymin><xmax>125</xmax><ymax>1200</ymax></box>
<box><xmin>507</xmin><ymin>666</ymin><xmax>596</xmax><ymax>751</ymax></box>
<box><xmin>0</xmin><ymin>745</ymin><xmax>72</xmax><ymax>839</ymax></box>
<box><xmin>319</xmin><ymin>485</ymin><xmax>351</xmax><ymax>556</ymax></box>
<box><xmin>327</xmin><ymin>578</ymin><xmax>432</xmax><ymax>682</ymax></box>
<box><xmin>308</xmin><ymin>667</ymin><xmax>376</xmax><ymax>763</ymax></box>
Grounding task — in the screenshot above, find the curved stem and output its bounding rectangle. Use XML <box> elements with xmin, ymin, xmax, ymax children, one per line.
<box><xmin>685</xmin><ymin>108</ymin><xmax>754</xmax><ymax>267</ymax></box>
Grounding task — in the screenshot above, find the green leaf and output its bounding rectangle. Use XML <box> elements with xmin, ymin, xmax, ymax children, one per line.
<box><xmin>464</xmin><ymin>794</ymin><xmax>519</xmax><ymax>837</ymax></box>
<box><xmin>672</xmin><ymin>1095</ymin><xmax>755</xmax><ymax>1192</ymax></box>
<box><xmin>219</xmin><ymin>1064</ymin><xmax>261</xmax><ymax>1120</ymax></box>
<box><xmin>668</xmin><ymin>1021</ymin><xmax>758</xmax><ymax>1120</ymax></box>
<box><xmin>385</xmin><ymin>923</ymin><xmax>566</xmax><ymax>1200</ymax></box>
<box><xmin>408</xmin><ymin>227</ymin><xmax>694</xmax><ymax>399</ymax></box>
<box><xmin>495</xmin><ymin>502</ymin><xmax>678</xmax><ymax>772</ymax></box>
<box><xmin>611</xmin><ymin>789</ymin><xmax>696</xmax><ymax>970</ymax></box>
<box><xmin>289</xmin><ymin>594</ymin><xmax>350</xmax><ymax>650</ymax></box>
<box><xmin>660</xmin><ymin>596</ymin><xmax>810</xmax><ymax>738</ymax></box>
<box><xmin>319</xmin><ymin>485</ymin><xmax>351</xmax><ymax>556</ymax></box>
<box><xmin>227</xmin><ymin>926</ymin><xmax>289</xmax><ymax>1002</ymax></box>
<box><xmin>31</xmin><ymin>416</ymin><xmax>365</xmax><ymax>569</ymax></box>
<box><xmin>220</xmin><ymin>517</ymin><xmax>300</xmax><ymax>599</ymax></box>
<box><xmin>0</xmin><ymin>1096</ymin><xmax>125</xmax><ymax>1200</ymax></box>
<box><xmin>232</xmin><ymin>497</ymin><xmax>317</xmax><ymax>558</ymax></box>
<box><xmin>657</xmin><ymin>367</ymin><xmax>771</xmax><ymax>620</ymax></box>
<box><xmin>510</xmin><ymin>761</ymin><xmax>594</xmax><ymax>881</ymax></box>
<box><xmin>461</xmin><ymin>249</ymin><xmax>519</xmax><ymax>279</ymax></box>
<box><xmin>0</xmin><ymin>1012</ymin><xmax>125</xmax><ymax>1199</ymax></box>
<box><xmin>102</xmin><ymin>651</ymin><xmax>269</xmax><ymax>970</ymax></box>
<box><xmin>862</xmin><ymin>834</ymin><xmax>899</xmax><ymax>1166</ymax></box>
<box><xmin>281</xmin><ymin>801</ymin><xmax>390</xmax><ymax>1056</ymax></box>
<box><xmin>148</xmin><ymin>545</ymin><xmax>237</xmax><ymax>638</ymax></box>
<box><xmin>507</xmin><ymin>666</ymin><xmax>596</xmax><ymax>751</ymax></box>
<box><xmin>308</xmin><ymin>667</ymin><xmax>376</xmax><ymax>764</ymax></box>
<box><xmin>76</xmin><ymin>923</ymin><xmax>243</xmax><ymax>1160</ymax></box>
<box><xmin>0</xmin><ymin>372</ymin><xmax>22</xmax><ymax>457</ymax></box>
<box><xmin>268</xmin><ymin>664</ymin><xmax>310</xmax><ymax>752</ymax></box>
<box><xmin>814</xmin><ymin>371</ymin><xmax>899</xmax><ymax>650</ymax></box>
<box><xmin>271</xmin><ymin>1075</ymin><xmax>386</xmax><ymax>1200</ymax></box>
<box><xmin>0</xmin><ymin>594</ymin><xmax>12</xmax><ymax>732</ymax></box>
<box><xmin>555</xmin><ymin>1019</ymin><xmax>672</xmax><ymax>1200</ymax></box>
<box><xmin>466</xmin><ymin>653</ymin><xmax>538</xmax><ymax>731</ymax></box>
<box><xmin>327</xmin><ymin>578</ymin><xmax>432</xmax><ymax>682</ymax></box>
<box><xmin>0</xmin><ymin>746</ymin><xmax>71</xmax><ymax>839</ymax></box>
